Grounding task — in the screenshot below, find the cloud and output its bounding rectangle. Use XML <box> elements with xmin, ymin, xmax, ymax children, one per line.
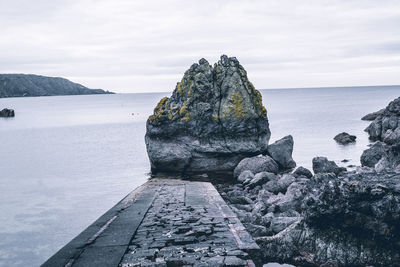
<box><xmin>0</xmin><ymin>0</ymin><xmax>399</xmax><ymax>92</ymax></box>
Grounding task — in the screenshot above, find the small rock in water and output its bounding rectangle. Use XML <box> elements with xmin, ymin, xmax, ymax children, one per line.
<box><xmin>0</xmin><ymin>108</ymin><xmax>15</xmax><ymax>117</ymax></box>
<box><xmin>334</xmin><ymin>132</ymin><xmax>356</xmax><ymax>145</ymax></box>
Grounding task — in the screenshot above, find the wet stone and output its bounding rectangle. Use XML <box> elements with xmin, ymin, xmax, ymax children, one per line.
<box><xmin>118</xmin><ymin>180</ymin><xmax>257</xmax><ymax>267</ymax></box>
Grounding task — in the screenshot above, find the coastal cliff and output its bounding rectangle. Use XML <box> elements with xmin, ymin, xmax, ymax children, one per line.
<box><xmin>0</xmin><ymin>74</ymin><xmax>113</xmax><ymax>98</ymax></box>
<box><xmin>145</xmin><ymin>55</ymin><xmax>270</xmax><ymax>175</ymax></box>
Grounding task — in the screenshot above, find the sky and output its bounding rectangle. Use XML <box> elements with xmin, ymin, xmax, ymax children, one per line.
<box><xmin>1</xmin><ymin>0</ymin><xmax>400</xmax><ymax>93</ymax></box>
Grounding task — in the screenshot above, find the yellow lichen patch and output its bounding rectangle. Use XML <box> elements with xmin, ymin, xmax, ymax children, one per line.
<box><xmin>261</xmin><ymin>105</ymin><xmax>267</xmax><ymax>117</ymax></box>
<box><xmin>232</xmin><ymin>92</ymin><xmax>245</xmax><ymax>119</ymax></box>
<box><xmin>181</xmin><ymin>113</ymin><xmax>190</xmax><ymax>122</ymax></box>
<box><xmin>249</xmin><ymin>81</ymin><xmax>256</xmax><ymax>90</ymax></box>
<box><xmin>177</xmin><ymin>82</ymin><xmax>182</xmax><ymax>94</ymax></box>
<box><xmin>155</xmin><ymin>97</ymin><xmax>168</xmax><ymax>111</ymax></box>
<box><xmin>253</xmin><ymin>89</ymin><xmax>267</xmax><ymax>117</ymax></box>
<box><xmin>179</xmin><ymin>103</ymin><xmax>187</xmax><ymax>116</ymax></box>
<box><xmin>148</xmin><ymin>115</ymin><xmax>157</xmax><ymax>123</ymax></box>
<box><xmin>148</xmin><ymin>97</ymin><xmax>170</xmax><ymax>123</ymax></box>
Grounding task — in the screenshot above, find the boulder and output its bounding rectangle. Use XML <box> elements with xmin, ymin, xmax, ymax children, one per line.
<box><xmin>276</xmin><ymin>174</ymin><xmax>296</xmax><ymax>192</ymax></box>
<box><xmin>234</xmin><ymin>155</ymin><xmax>279</xmax><ymax>178</ymax></box>
<box><xmin>248</xmin><ymin>172</ymin><xmax>275</xmax><ymax>188</ymax></box>
<box><xmin>0</xmin><ymin>108</ymin><xmax>15</xmax><ymax>117</ymax></box>
<box><xmin>145</xmin><ymin>55</ymin><xmax>270</xmax><ymax>174</ymax></box>
<box><xmin>267</xmin><ymin>135</ymin><xmax>296</xmax><ymax>170</ymax></box>
<box><xmin>333</xmin><ymin>132</ymin><xmax>356</xmax><ymax>145</ymax></box>
<box><xmin>312</xmin><ymin>156</ymin><xmax>346</xmax><ymax>175</ymax></box>
<box><xmin>292</xmin><ymin>166</ymin><xmax>313</xmax><ymax>178</ymax></box>
<box><xmin>237</xmin><ymin>170</ymin><xmax>254</xmax><ymax>184</ymax></box>
<box><xmin>361</xmin><ymin>108</ymin><xmax>385</xmax><ymax>121</ymax></box>
<box><xmin>360</xmin><ymin>141</ymin><xmax>387</xmax><ymax>167</ymax></box>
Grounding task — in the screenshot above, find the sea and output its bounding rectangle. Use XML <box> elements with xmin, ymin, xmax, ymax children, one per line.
<box><xmin>0</xmin><ymin>86</ymin><xmax>399</xmax><ymax>266</ymax></box>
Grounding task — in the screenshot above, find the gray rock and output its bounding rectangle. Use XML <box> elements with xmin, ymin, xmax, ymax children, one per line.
<box><xmin>363</xmin><ymin>96</ymin><xmax>400</xmax><ymax>171</ymax></box>
<box><xmin>361</xmin><ymin>108</ymin><xmax>385</xmax><ymax>121</ymax></box>
<box><xmin>267</xmin><ymin>135</ymin><xmax>296</xmax><ymax>170</ymax></box>
<box><xmin>237</xmin><ymin>170</ymin><xmax>254</xmax><ymax>183</ymax></box>
<box><xmin>269</xmin><ymin>216</ymin><xmax>302</xmax><ymax>234</ymax></box>
<box><xmin>145</xmin><ymin>55</ymin><xmax>270</xmax><ymax>174</ymax></box>
<box><xmin>0</xmin><ymin>108</ymin><xmax>15</xmax><ymax>117</ymax></box>
<box><xmin>383</xmin><ymin>127</ymin><xmax>400</xmax><ymax>145</ymax></box>
<box><xmin>312</xmin><ymin>156</ymin><xmax>346</xmax><ymax>175</ymax></box>
<box><xmin>221</xmin><ymin>159</ymin><xmax>400</xmax><ymax>267</ymax></box>
<box><xmin>248</xmin><ymin>172</ymin><xmax>275</xmax><ymax>188</ymax></box>
<box><xmin>333</xmin><ymin>132</ymin><xmax>356</xmax><ymax>145</ymax></box>
<box><xmin>292</xmin><ymin>166</ymin><xmax>312</xmax><ymax>178</ymax></box>
<box><xmin>263</xmin><ymin>180</ymin><xmax>280</xmax><ymax>194</ymax></box>
<box><xmin>234</xmin><ymin>155</ymin><xmax>279</xmax><ymax>178</ymax></box>
<box><xmin>374</xmin><ymin>157</ymin><xmax>390</xmax><ymax>173</ymax></box>
<box><xmin>276</xmin><ymin>174</ymin><xmax>296</xmax><ymax>193</ymax></box>
<box><xmin>360</xmin><ymin>141</ymin><xmax>387</xmax><ymax>167</ymax></box>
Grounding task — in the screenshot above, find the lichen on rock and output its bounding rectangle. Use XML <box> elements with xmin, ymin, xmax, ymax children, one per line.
<box><xmin>145</xmin><ymin>55</ymin><xmax>270</xmax><ymax>175</ymax></box>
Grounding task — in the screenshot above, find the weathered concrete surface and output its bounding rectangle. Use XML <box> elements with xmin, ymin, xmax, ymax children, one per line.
<box><xmin>42</xmin><ymin>179</ymin><xmax>259</xmax><ymax>267</ymax></box>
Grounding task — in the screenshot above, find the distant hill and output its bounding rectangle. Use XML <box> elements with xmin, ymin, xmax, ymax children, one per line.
<box><xmin>0</xmin><ymin>74</ymin><xmax>113</xmax><ymax>98</ymax></box>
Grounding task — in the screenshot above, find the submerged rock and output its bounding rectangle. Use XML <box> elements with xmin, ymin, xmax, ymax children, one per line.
<box><xmin>0</xmin><ymin>108</ymin><xmax>15</xmax><ymax>117</ymax></box>
<box><xmin>267</xmin><ymin>135</ymin><xmax>296</xmax><ymax>170</ymax></box>
<box><xmin>333</xmin><ymin>132</ymin><xmax>356</xmax><ymax>145</ymax></box>
<box><xmin>145</xmin><ymin>55</ymin><xmax>270</xmax><ymax>174</ymax></box>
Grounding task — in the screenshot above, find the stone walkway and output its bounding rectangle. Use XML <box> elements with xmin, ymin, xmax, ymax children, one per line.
<box><xmin>42</xmin><ymin>179</ymin><xmax>259</xmax><ymax>267</ymax></box>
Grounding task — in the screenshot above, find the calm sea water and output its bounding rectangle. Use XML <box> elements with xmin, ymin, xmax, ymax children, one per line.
<box><xmin>0</xmin><ymin>86</ymin><xmax>399</xmax><ymax>266</ymax></box>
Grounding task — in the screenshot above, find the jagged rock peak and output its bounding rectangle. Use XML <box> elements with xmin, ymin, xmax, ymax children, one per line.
<box><xmin>145</xmin><ymin>55</ymin><xmax>270</xmax><ymax>175</ymax></box>
<box><xmin>148</xmin><ymin>55</ymin><xmax>266</xmax><ymax>126</ymax></box>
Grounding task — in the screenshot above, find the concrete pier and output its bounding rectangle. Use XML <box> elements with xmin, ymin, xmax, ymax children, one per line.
<box><xmin>42</xmin><ymin>179</ymin><xmax>260</xmax><ymax>266</ymax></box>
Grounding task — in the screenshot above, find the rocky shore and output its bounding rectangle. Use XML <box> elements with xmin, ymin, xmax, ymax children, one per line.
<box><xmin>216</xmin><ymin>96</ymin><xmax>400</xmax><ymax>266</ymax></box>
<box><xmin>146</xmin><ymin>56</ymin><xmax>400</xmax><ymax>266</ymax></box>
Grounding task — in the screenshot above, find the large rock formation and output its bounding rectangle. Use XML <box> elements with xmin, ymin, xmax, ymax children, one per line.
<box><xmin>362</xmin><ymin>96</ymin><xmax>400</xmax><ymax>171</ymax></box>
<box><xmin>145</xmin><ymin>55</ymin><xmax>270</xmax><ymax>174</ymax></box>
<box><xmin>0</xmin><ymin>74</ymin><xmax>113</xmax><ymax>98</ymax></box>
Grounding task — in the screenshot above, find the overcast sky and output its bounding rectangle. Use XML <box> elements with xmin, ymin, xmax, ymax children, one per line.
<box><xmin>1</xmin><ymin>0</ymin><xmax>400</xmax><ymax>93</ymax></box>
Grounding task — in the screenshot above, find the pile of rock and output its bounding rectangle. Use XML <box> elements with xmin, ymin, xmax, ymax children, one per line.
<box><xmin>218</xmin><ymin>154</ymin><xmax>400</xmax><ymax>266</ymax></box>
<box><xmin>361</xmin><ymin>96</ymin><xmax>400</xmax><ymax>172</ymax></box>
